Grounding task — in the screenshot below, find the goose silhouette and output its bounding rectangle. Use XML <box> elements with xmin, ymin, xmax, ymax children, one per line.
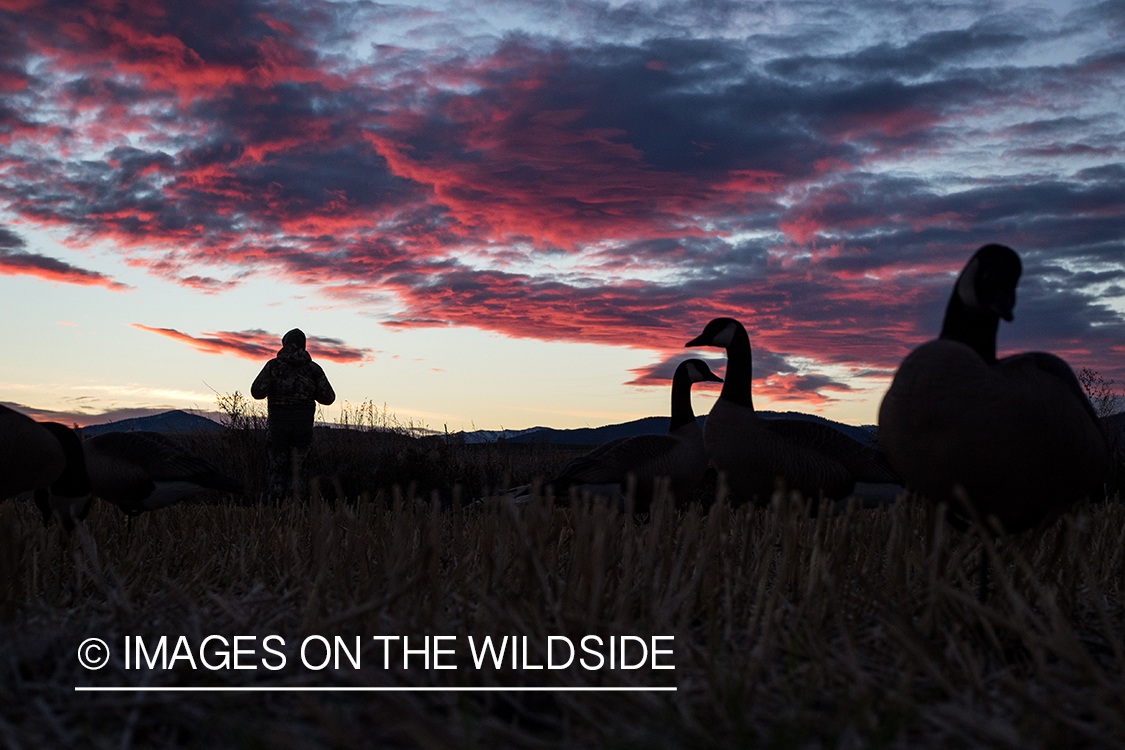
<box><xmin>878</xmin><ymin>244</ymin><xmax>1109</xmax><ymax>534</ymax></box>
<box><xmin>686</xmin><ymin>318</ymin><xmax>899</xmax><ymax>505</ymax></box>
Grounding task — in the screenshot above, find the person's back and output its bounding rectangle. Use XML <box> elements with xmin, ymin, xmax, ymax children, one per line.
<box><xmin>251</xmin><ymin>328</ymin><xmax>335</xmax><ymax>501</ymax></box>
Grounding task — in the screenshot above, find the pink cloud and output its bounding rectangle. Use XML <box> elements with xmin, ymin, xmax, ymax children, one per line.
<box><xmin>132</xmin><ymin>325</ymin><xmax>373</xmax><ymax>363</ymax></box>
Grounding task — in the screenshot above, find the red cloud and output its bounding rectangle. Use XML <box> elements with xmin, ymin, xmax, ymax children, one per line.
<box><xmin>0</xmin><ymin>247</ymin><xmax>132</xmax><ymax>290</ymax></box>
<box><xmin>16</xmin><ymin>1</ymin><xmax>341</xmax><ymax>103</ymax></box>
<box><xmin>367</xmin><ymin>259</ymin><xmax>933</xmax><ymax>382</ymax></box>
<box><xmin>360</xmin><ymin>49</ymin><xmax>793</xmax><ymax>250</ymax></box>
<box><xmin>132</xmin><ymin>325</ymin><xmax>373</xmax><ymax>363</ymax></box>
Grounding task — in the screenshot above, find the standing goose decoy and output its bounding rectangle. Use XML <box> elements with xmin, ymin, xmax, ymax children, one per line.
<box><xmin>1</xmin><ymin>406</ymin><xmax>92</xmax><ymax>529</ymax></box>
<box><xmin>878</xmin><ymin>244</ymin><xmax>1110</xmax><ymax>535</ymax></box>
<box><xmin>533</xmin><ymin>359</ymin><xmax>723</xmax><ymax>510</ymax></box>
<box><xmin>83</xmin><ymin>431</ymin><xmax>244</xmax><ymax>516</ymax></box>
<box><xmin>686</xmin><ymin>318</ymin><xmax>900</xmax><ymax>505</ymax></box>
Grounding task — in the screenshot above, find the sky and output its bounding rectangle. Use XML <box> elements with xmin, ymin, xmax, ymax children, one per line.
<box><xmin>1</xmin><ymin>0</ymin><xmax>1123</xmax><ymax>432</ymax></box>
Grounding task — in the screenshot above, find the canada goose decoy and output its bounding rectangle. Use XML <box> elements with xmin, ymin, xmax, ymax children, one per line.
<box><xmin>530</xmin><ymin>359</ymin><xmax>723</xmax><ymax>510</ymax></box>
<box><xmin>686</xmin><ymin>318</ymin><xmax>900</xmax><ymax>505</ymax></box>
<box><xmin>1</xmin><ymin>404</ymin><xmax>65</xmax><ymax>499</ymax></box>
<box><xmin>1</xmin><ymin>406</ymin><xmax>92</xmax><ymax>530</ymax></box>
<box><xmin>878</xmin><ymin>244</ymin><xmax>1110</xmax><ymax>535</ymax></box>
<box><xmin>83</xmin><ymin>431</ymin><xmax>244</xmax><ymax>516</ymax></box>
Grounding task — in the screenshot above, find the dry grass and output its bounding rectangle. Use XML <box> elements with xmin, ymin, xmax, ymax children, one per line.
<box><xmin>1</xmin><ymin>483</ymin><xmax>1123</xmax><ymax>749</ymax></box>
<box><xmin>179</xmin><ymin>420</ymin><xmax>590</xmax><ymax>503</ymax></box>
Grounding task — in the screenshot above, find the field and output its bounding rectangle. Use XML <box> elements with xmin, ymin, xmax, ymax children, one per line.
<box><xmin>1</xmin><ymin>424</ymin><xmax>1124</xmax><ymax>749</ymax></box>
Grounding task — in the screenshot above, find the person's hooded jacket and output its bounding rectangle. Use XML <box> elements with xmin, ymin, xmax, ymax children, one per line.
<box><xmin>251</xmin><ymin>329</ymin><xmax>335</xmax><ymax>442</ymax></box>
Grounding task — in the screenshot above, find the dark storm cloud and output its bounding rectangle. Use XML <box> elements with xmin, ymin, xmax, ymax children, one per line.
<box><xmin>0</xmin><ymin>0</ymin><xmax>1122</xmax><ymax>390</ymax></box>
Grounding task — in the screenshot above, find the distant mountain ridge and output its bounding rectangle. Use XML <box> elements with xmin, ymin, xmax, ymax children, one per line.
<box><xmin>79</xmin><ymin>408</ymin><xmax>878</xmax><ymax>445</ymax></box>
<box><xmin>458</xmin><ymin>411</ymin><xmax>879</xmax><ymax>447</ymax></box>
<box><xmin>80</xmin><ymin>409</ymin><xmax>223</xmax><ymax>435</ymax></box>
<box><xmin>71</xmin><ymin>409</ymin><xmax>1125</xmax><ymax>463</ymax></box>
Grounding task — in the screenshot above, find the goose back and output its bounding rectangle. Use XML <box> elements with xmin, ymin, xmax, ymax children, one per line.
<box><xmin>542</xmin><ymin>359</ymin><xmax>720</xmax><ymax>508</ymax></box>
<box><xmin>551</xmin><ymin>425</ymin><xmax>708</xmax><ymax>505</ymax></box>
<box><xmin>85</xmin><ymin>431</ymin><xmax>243</xmax><ymax>514</ymax></box>
<box><xmin>704</xmin><ymin>398</ymin><xmax>895</xmax><ymax>503</ymax></box>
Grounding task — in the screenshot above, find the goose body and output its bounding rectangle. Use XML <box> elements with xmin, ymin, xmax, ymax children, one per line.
<box><xmin>878</xmin><ymin>244</ymin><xmax>1109</xmax><ymax>532</ymax></box>
<box><xmin>540</xmin><ymin>359</ymin><xmax>722</xmax><ymax>508</ymax></box>
<box><xmin>687</xmin><ymin>318</ymin><xmax>899</xmax><ymax>505</ymax></box>
<box><xmin>1</xmin><ymin>405</ymin><xmax>66</xmax><ymax>499</ymax></box>
<box><xmin>83</xmin><ymin>431</ymin><xmax>243</xmax><ymax>515</ymax></box>
<box><xmin>2</xmin><ymin>405</ymin><xmax>92</xmax><ymax>529</ymax></box>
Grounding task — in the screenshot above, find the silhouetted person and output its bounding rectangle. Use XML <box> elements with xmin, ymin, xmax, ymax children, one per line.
<box><xmin>251</xmin><ymin>328</ymin><xmax>335</xmax><ymax>502</ymax></box>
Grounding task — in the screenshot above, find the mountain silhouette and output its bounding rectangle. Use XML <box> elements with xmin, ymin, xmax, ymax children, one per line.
<box><xmin>80</xmin><ymin>409</ymin><xmax>223</xmax><ymax>435</ymax></box>
<box><xmin>458</xmin><ymin>411</ymin><xmax>878</xmax><ymax>447</ymax></box>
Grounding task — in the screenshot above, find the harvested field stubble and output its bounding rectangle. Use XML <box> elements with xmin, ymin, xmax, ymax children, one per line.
<box><xmin>174</xmin><ymin>425</ymin><xmax>592</xmax><ymax>504</ymax></box>
<box><xmin>1</xmin><ymin>491</ymin><xmax>1123</xmax><ymax>748</ymax></box>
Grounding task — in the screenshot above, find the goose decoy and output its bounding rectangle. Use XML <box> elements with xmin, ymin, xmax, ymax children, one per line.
<box><xmin>686</xmin><ymin>318</ymin><xmax>900</xmax><ymax>505</ymax></box>
<box><xmin>531</xmin><ymin>359</ymin><xmax>723</xmax><ymax>509</ymax></box>
<box><xmin>878</xmin><ymin>244</ymin><xmax>1110</xmax><ymax>534</ymax></box>
<box><xmin>1</xmin><ymin>406</ymin><xmax>92</xmax><ymax>529</ymax></box>
<box><xmin>83</xmin><ymin>431</ymin><xmax>244</xmax><ymax>516</ymax></box>
<box><xmin>2</xmin><ymin>404</ymin><xmax>65</xmax><ymax>499</ymax></box>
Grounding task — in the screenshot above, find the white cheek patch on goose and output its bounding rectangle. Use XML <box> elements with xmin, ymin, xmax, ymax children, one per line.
<box><xmin>956</xmin><ymin>257</ymin><xmax>981</xmax><ymax>310</ymax></box>
<box><xmin>713</xmin><ymin>322</ymin><xmax>737</xmax><ymax>348</ymax></box>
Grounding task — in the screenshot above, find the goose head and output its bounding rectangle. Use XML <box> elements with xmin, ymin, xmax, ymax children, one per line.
<box><xmin>941</xmin><ymin>244</ymin><xmax>1022</xmax><ymax>363</ymax></box>
<box><xmin>953</xmin><ymin>244</ymin><xmax>1022</xmax><ymax>322</ymax></box>
<box><xmin>681</xmin><ymin>358</ymin><xmax>724</xmax><ymax>385</ymax></box>
<box><xmin>685</xmin><ymin>318</ymin><xmax>754</xmax><ymax>408</ymax></box>
<box><xmin>669</xmin><ymin>359</ymin><xmax>724</xmax><ymax>431</ymax></box>
<box><xmin>685</xmin><ymin>318</ymin><xmax>744</xmax><ymax>349</ymax></box>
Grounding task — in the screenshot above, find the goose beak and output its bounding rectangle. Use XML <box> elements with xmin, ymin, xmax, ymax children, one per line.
<box><xmin>685</xmin><ymin>334</ymin><xmax>706</xmax><ymax>348</ymax></box>
<box><xmin>705</xmin><ymin>373</ymin><xmax>724</xmax><ymax>383</ymax></box>
<box><xmin>991</xmin><ymin>290</ymin><xmax>1016</xmax><ymax>322</ymax></box>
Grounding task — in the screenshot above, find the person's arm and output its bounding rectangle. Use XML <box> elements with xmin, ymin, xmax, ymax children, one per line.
<box><xmin>314</xmin><ymin>365</ymin><xmax>336</xmax><ymax>405</ymax></box>
<box><xmin>251</xmin><ymin>361</ymin><xmax>274</xmax><ymax>400</ymax></box>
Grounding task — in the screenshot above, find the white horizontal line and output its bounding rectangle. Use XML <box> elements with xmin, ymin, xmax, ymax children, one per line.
<box><xmin>75</xmin><ymin>686</ymin><xmax>676</xmax><ymax>693</ymax></box>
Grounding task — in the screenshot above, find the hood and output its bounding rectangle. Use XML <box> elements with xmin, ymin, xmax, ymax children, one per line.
<box><xmin>277</xmin><ymin>328</ymin><xmax>311</xmax><ymax>365</ymax></box>
<box><xmin>282</xmin><ymin>328</ymin><xmax>306</xmax><ymax>350</ymax></box>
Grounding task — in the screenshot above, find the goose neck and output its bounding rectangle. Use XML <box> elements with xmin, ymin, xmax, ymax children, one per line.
<box><xmin>720</xmin><ymin>326</ymin><xmax>755</xmax><ymax>409</ymax></box>
<box><xmin>940</xmin><ymin>293</ymin><xmax>998</xmax><ymax>363</ymax></box>
<box><xmin>669</xmin><ymin>367</ymin><xmax>697</xmax><ymax>431</ymax></box>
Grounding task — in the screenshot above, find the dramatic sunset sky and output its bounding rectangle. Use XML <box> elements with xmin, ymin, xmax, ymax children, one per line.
<box><xmin>1</xmin><ymin>0</ymin><xmax>1122</xmax><ymax>431</ymax></box>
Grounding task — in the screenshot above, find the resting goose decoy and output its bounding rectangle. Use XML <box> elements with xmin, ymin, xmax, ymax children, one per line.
<box><xmin>534</xmin><ymin>359</ymin><xmax>723</xmax><ymax>509</ymax></box>
<box><xmin>686</xmin><ymin>318</ymin><xmax>900</xmax><ymax>505</ymax></box>
<box><xmin>1</xmin><ymin>406</ymin><xmax>92</xmax><ymax>529</ymax></box>
<box><xmin>2</xmin><ymin>404</ymin><xmax>66</xmax><ymax>499</ymax></box>
<box><xmin>878</xmin><ymin>244</ymin><xmax>1110</xmax><ymax>534</ymax></box>
<box><xmin>83</xmin><ymin>431</ymin><xmax>244</xmax><ymax>516</ymax></box>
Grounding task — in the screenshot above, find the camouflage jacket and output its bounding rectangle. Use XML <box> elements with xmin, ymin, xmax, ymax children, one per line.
<box><xmin>251</xmin><ymin>345</ymin><xmax>336</xmax><ymax>433</ymax></box>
